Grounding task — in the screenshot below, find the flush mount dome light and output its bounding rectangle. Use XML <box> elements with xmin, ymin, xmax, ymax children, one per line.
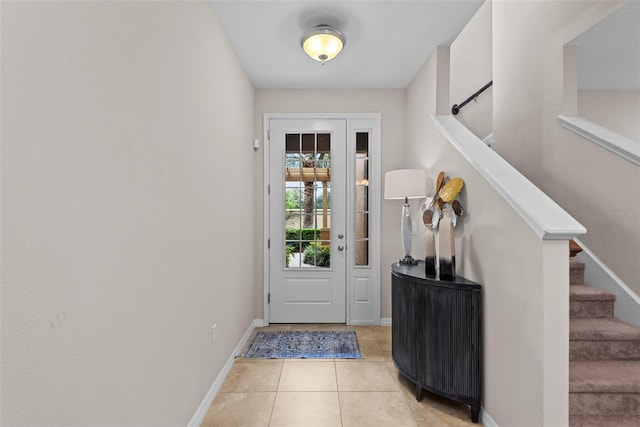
<box><xmin>300</xmin><ymin>25</ymin><xmax>346</xmax><ymax>63</ymax></box>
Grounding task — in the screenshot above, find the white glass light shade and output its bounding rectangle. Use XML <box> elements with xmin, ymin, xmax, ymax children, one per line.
<box><xmin>300</xmin><ymin>25</ymin><xmax>346</xmax><ymax>63</ymax></box>
<box><xmin>384</xmin><ymin>169</ymin><xmax>427</xmax><ymax>200</ymax></box>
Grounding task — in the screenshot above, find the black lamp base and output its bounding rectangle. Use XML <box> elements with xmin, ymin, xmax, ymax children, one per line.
<box><xmin>399</xmin><ymin>255</ymin><xmax>419</xmax><ymax>265</ymax></box>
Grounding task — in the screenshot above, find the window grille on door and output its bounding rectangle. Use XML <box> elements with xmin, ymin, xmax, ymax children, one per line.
<box><xmin>284</xmin><ymin>133</ymin><xmax>332</xmax><ymax>268</ymax></box>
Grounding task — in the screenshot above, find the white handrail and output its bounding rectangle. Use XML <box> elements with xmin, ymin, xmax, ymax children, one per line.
<box><xmin>432</xmin><ymin>115</ymin><xmax>586</xmax><ymax>240</ymax></box>
<box><xmin>558</xmin><ymin>115</ymin><xmax>640</xmax><ymax>166</ymax></box>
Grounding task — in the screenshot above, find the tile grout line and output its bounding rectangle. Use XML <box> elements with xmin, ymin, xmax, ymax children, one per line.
<box><xmin>267</xmin><ymin>360</ymin><xmax>284</xmax><ymax>427</ymax></box>
<box><xmin>387</xmin><ymin>361</ymin><xmax>422</xmax><ymax>427</ymax></box>
<box><xmin>334</xmin><ymin>360</ymin><xmax>346</xmax><ymax>427</ymax></box>
<box><xmin>391</xmin><ymin>333</ymin><xmax>420</xmax><ymax>426</ymax></box>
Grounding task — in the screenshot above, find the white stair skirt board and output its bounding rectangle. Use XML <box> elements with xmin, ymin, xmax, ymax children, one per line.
<box><xmin>575</xmin><ymin>239</ymin><xmax>640</xmax><ymax>327</ymax></box>
<box><xmin>187</xmin><ymin>319</ymin><xmax>262</xmax><ymax>427</ymax></box>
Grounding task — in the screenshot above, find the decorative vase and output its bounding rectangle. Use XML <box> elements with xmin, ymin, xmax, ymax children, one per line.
<box><xmin>425</xmin><ymin>228</ymin><xmax>436</xmax><ymax>277</ymax></box>
<box><xmin>438</xmin><ymin>208</ymin><xmax>456</xmax><ymax>280</ymax></box>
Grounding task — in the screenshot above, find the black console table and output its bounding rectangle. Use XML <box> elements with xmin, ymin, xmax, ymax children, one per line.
<box><xmin>391</xmin><ymin>261</ymin><xmax>482</xmax><ymax>423</ymax></box>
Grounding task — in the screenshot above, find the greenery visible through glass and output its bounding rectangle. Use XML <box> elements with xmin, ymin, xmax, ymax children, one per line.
<box><xmin>284</xmin><ymin>133</ymin><xmax>331</xmax><ymax>268</ymax></box>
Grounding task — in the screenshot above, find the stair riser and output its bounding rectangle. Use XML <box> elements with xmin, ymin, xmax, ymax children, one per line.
<box><xmin>570</xmin><ymin>341</ymin><xmax>640</xmax><ymax>361</ymax></box>
<box><xmin>571</xmin><ymin>301</ymin><xmax>614</xmax><ymax>318</ymax></box>
<box><xmin>570</xmin><ymin>393</ymin><xmax>640</xmax><ymax>416</ymax></box>
<box><xmin>570</xmin><ymin>262</ymin><xmax>585</xmax><ymax>285</ymax></box>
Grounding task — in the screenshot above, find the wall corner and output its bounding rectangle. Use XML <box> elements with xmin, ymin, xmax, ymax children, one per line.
<box><xmin>435</xmin><ymin>46</ymin><xmax>451</xmax><ymax>116</ymax></box>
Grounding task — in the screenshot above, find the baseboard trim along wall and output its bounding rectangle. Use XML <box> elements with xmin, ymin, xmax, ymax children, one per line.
<box><xmin>380</xmin><ymin>317</ymin><xmax>392</xmax><ymax>326</ymax></box>
<box><xmin>187</xmin><ymin>319</ymin><xmax>262</xmax><ymax>427</ymax></box>
<box><xmin>575</xmin><ymin>239</ymin><xmax>640</xmax><ymax>327</ymax></box>
<box><xmin>481</xmin><ymin>408</ymin><xmax>499</xmax><ymax>427</ymax></box>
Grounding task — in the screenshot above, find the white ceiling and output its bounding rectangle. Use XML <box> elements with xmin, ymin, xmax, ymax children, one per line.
<box><xmin>568</xmin><ymin>1</ymin><xmax>640</xmax><ymax>91</ymax></box>
<box><xmin>210</xmin><ymin>0</ymin><xmax>484</xmax><ymax>89</ymax></box>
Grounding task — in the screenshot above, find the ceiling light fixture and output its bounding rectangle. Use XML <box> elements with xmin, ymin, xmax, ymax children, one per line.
<box><xmin>300</xmin><ymin>25</ymin><xmax>346</xmax><ymax>64</ymax></box>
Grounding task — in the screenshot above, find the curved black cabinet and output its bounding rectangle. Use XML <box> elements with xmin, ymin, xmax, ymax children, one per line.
<box><xmin>391</xmin><ymin>262</ymin><xmax>482</xmax><ymax>423</ymax></box>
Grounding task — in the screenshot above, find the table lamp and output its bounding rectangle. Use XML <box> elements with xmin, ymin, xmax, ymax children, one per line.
<box><xmin>384</xmin><ymin>169</ymin><xmax>427</xmax><ymax>265</ymax></box>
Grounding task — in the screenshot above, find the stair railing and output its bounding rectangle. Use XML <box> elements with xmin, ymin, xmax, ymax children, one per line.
<box><xmin>451</xmin><ymin>81</ymin><xmax>493</xmax><ymax>115</ymax></box>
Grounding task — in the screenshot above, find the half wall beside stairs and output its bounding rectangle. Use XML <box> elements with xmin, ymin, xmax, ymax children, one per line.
<box><xmin>418</xmin><ymin>113</ymin><xmax>585</xmax><ymax>425</ymax></box>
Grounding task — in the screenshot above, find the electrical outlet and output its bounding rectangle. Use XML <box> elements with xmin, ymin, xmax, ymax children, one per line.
<box><xmin>211</xmin><ymin>324</ymin><xmax>217</xmax><ymax>345</ymax></box>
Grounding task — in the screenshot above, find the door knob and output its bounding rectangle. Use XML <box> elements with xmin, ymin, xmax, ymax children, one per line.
<box><xmin>338</xmin><ymin>245</ymin><xmax>345</xmax><ymax>251</ymax></box>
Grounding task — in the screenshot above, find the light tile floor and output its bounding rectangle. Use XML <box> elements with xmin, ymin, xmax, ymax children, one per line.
<box><xmin>202</xmin><ymin>324</ymin><xmax>482</xmax><ymax>427</ymax></box>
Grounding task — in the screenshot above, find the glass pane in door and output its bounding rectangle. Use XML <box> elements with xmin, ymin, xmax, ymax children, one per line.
<box><xmin>355</xmin><ymin>132</ymin><xmax>370</xmax><ymax>266</ymax></box>
<box><xmin>284</xmin><ymin>132</ymin><xmax>332</xmax><ymax>268</ymax></box>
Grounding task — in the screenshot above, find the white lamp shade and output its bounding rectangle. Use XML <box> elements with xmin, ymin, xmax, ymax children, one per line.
<box><xmin>384</xmin><ymin>169</ymin><xmax>427</xmax><ymax>200</ymax></box>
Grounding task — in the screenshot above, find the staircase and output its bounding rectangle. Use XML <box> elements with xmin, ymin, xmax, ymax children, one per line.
<box><xmin>569</xmin><ymin>254</ymin><xmax>640</xmax><ymax>427</ymax></box>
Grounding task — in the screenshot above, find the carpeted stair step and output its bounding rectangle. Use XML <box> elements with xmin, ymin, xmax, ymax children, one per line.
<box><xmin>570</xmin><ymin>360</ymin><xmax>640</xmax><ymax>416</ymax></box>
<box><xmin>570</xmin><ymin>318</ymin><xmax>640</xmax><ymax>360</ymax></box>
<box><xmin>570</xmin><ymin>258</ymin><xmax>585</xmax><ymax>285</ymax></box>
<box><xmin>570</xmin><ymin>285</ymin><xmax>615</xmax><ymax>318</ymax></box>
<box><xmin>570</xmin><ymin>415</ymin><xmax>640</xmax><ymax>427</ymax></box>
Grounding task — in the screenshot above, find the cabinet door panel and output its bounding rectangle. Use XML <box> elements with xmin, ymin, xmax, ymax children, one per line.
<box><xmin>392</xmin><ymin>275</ymin><xmax>417</xmax><ymax>380</ymax></box>
<box><xmin>418</xmin><ymin>285</ymin><xmax>479</xmax><ymax>400</ymax></box>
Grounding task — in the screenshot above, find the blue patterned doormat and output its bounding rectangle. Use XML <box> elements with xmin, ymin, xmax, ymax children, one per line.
<box><xmin>243</xmin><ymin>330</ymin><xmax>362</xmax><ymax>359</ymax></box>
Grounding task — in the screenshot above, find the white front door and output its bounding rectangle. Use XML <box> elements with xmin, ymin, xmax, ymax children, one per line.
<box><xmin>268</xmin><ymin>119</ymin><xmax>347</xmax><ymax>323</ymax></box>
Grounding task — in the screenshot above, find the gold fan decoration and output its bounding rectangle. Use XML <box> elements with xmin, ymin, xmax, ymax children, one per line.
<box><xmin>439</xmin><ymin>178</ymin><xmax>464</xmax><ymax>202</ymax></box>
<box><xmin>421</xmin><ymin>172</ymin><xmax>466</xmax><ymax>230</ymax></box>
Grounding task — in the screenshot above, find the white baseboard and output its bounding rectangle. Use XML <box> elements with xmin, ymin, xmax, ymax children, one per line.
<box><xmin>481</xmin><ymin>408</ymin><xmax>498</xmax><ymax>427</ymax></box>
<box><xmin>380</xmin><ymin>318</ymin><xmax>392</xmax><ymax>326</ymax></box>
<box><xmin>575</xmin><ymin>239</ymin><xmax>640</xmax><ymax>327</ymax></box>
<box><xmin>187</xmin><ymin>319</ymin><xmax>261</xmax><ymax>427</ymax></box>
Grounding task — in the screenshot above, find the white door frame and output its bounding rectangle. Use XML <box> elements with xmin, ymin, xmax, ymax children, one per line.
<box><xmin>263</xmin><ymin>113</ymin><xmax>381</xmax><ymax>326</ymax></box>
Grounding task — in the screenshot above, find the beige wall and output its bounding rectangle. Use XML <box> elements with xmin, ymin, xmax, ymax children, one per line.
<box><xmin>578</xmin><ymin>90</ymin><xmax>640</xmax><ymax>141</ymax></box>
<box><xmin>406</xmin><ymin>46</ymin><xmax>569</xmax><ymax>426</ymax></box>
<box><xmin>1</xmin><ymin>2</ymin><xmax>256</xmax><ymax>425</ymax></box>
<box><xmin>493</xmin><ymin>0</ymin><xmax>640</xmax><ymax>296</ymax></box>
<box><xmin>255</xmin><ymin>90</ymin><xmax>406</xmax><ymax>319</ymax></box>
<box><xmin>449</xmin><ymin>1</ymin><xmax>493</xmax><ymax>140</ymax></box>
<box><xmin>405</xmin><ymin>47</ymin><xmax>450</xmax><ymax>187</ymax></box>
